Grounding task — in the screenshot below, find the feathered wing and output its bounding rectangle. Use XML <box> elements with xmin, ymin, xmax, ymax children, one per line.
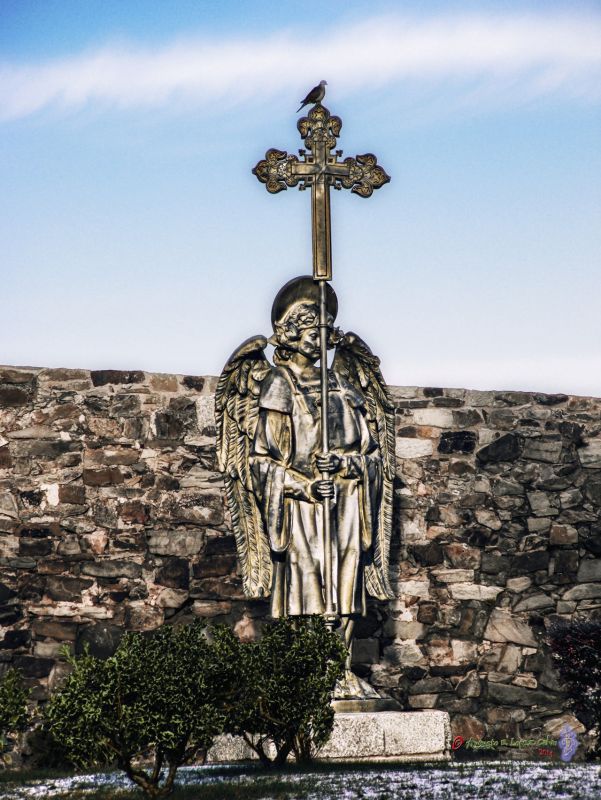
<box><xmin>215</xmin><ymin>336</ymin><xmax>273</xmax><ymax>598</ymax></box>
<box><xmin>333</xmin><ymin>332</ymin><xmax>396</xmax><ymax>600</ymax></box>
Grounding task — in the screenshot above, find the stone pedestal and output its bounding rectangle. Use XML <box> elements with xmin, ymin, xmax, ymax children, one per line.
<box><xmin>207</xmin><ymin>710</ymin><xmax>451</xmax><ymax>763</ymax></box>
<box><xmin>319</xmin><ymin>710</ymin><xmax>451</xmax><ymax>761</ymax></box>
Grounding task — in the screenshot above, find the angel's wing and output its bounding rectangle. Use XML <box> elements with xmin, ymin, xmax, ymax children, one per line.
<box><xmin>333</xmin><ymin>332</ymin><xmax>396</xmax><ymax>600</ymax></box>
<box><xmin>215</xmin><ymin>336</ymin><xmax>273</xmax><ymax>598</ymax></box>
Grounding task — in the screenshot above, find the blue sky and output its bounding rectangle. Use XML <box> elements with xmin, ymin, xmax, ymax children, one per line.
<box><xmin>2</xmin><ymin>0</ymin><xmax>600</xmax><ymax>395</ymax></box>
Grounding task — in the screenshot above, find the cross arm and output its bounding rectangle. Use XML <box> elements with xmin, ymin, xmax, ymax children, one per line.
<box><xmin>253</xmin><ymin>148</ymin><xmax>308</xmax><ymax>194</ymax></box>
<box><xmin>333</xmin><ymin>154</ymin><xmax>390</xmax><ymax>197</ymax></box>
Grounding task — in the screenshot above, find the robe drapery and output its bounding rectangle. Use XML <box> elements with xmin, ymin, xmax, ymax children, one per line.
<box><xmin>250</xmin><ymin>364</ymin><xmax>383</xmax><ymax>617</ymax></box>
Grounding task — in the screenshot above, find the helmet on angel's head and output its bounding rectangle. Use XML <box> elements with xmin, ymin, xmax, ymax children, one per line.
<box><xmin>270</xmin><ymin>275</ymin><xmax>342</xmax><ymax>358</ymax></box>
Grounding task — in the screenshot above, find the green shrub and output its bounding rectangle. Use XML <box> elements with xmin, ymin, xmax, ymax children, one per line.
<box><xmin>226</xmin><ymin>616</ymin><xmax>346</xmax><ymax>766</ymax></box>
<box><xmin>0</xmin><ymin>668</ymin><xmax>30</xmax><ymax>751</ymax></box>
<box><xmin>44</xmin><ymin>621</ymin><xmax>237</xmax><ymax>798</ymax></box>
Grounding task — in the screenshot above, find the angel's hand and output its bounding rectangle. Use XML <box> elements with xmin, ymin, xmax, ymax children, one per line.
<box><xmin>315</xmin><ymin>453</ymin><xmax>341</xmax><ymax>474</ymax></box>
<box><xmin>311</xmin><ymin>479</ymin><xmax>336</xmax><ymax>500</ymax></box>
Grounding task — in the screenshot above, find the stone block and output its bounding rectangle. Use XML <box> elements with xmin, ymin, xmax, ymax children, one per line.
<box><xmin>409</xmin><ymin>677</ymin><xmax>452</xmax><ymax>694</ymax></box>
<box><xmin>481</xmin><ymin>553</ymin><xmax>509</xmax><ymax>574</ymax></box>
<box><xmin>321</xmin><ymin>711</ymin><xmax>450</xmax><ymax>760</ymax></box>
<box><xmin>45</xmin><ymin>576</ymin><xmax>93</xmax><ymax>602</ymax></box>
<box><xmin>522</xmin><ymin>437</ymin><xmax>563</xmax><ymax>463</ymax></box>
<box><xmin>487</xmin><ymin>682</ymin><xmax>559</xmax><ymax>707</ymax></box>
<box><xmin>417</xmin><ymin>602</ymin><xmax>438</xmax><ymax>624</ymax></box>
<box><xmin>410</xmin><ymin>541</ymin><xmax>443</xmax><ymax>566</ymax></box>
<box><xmin>512</xmin><ymin>550</ymin><xmax>549</xmax><ymax>574</ymax></box>
<box><xmin>182</xmin><ymin>375</ymin><xmax>205</xmax><ymax>392</ymax></box>
<box><xmin>90</xmin><ymin>370</ymin><xmax>145</xmax><ymax>386</ymax></box>
<box><xmin>148</xmin><ymin>530</ymin><xmax>204</xmax><ymax>557</ymax></box>
<box><xmin>584</xmin><ymin>478</ymin><xmax>601</xmax><ymax>506</ymax></box>
<box><xmin>527</xmin><ymin>491</ymin><xmax>559</xmax><ymax>517</ymax></box>
<box><xmin>397</xmin><ymin>580</ymin><xmax>430</xmax><ymax>598</ymax></box>
<box><xmin>83</xmin><ymin>467</ymin><xmax>125</xmax><ymax>486</ymax></box>
<box><xmin>395</xmin><ymin>438</ymin><xmax>433</xmax><ymax>459</ymax></box>
<box><xmin>408</xmin><ymin>694</ymin><xmax>438</xmax><ymax>708</ymax></box>
<box><xmin>410</xmin><ymin>408</ymin><xmax>454</xmax><ymax>428</ymax></box>
<box><xmin>474</xmin><ymin>509</ymin><xmax>502</xmax><ymax>530</ymax></box>
<box><xmin>449</xmin><ymin>583</ymin><xmax>503</xmax><ymax>601</ymax></box>
<box><xmin>559</xmin><ymin>489</ymin><xmax>582</xmax><ymax>509</ymax></box>
<box><xmin>0</xmin><ymin>368</ymin><xmax>37</xmax><ymax>383</ymax></box>
<box><xmin>579</xmin><ymin>440</ymin><xmax>601</xmax><ymax>468</ymax></box>
<box><xmin>81</xmin><ymin>560</ymin><xmax>143</xmax><ymax>579</ymax></box>
<box><xmin>444</xmin><ymin>543</ymin><xmax>481</xmax><ymax>569</ymax></box>
<box><xmin>7</xmin><ymin>426</ymin><xmax>57</xmax><ymax>440</ymax></box>
<box><xmin>577</xmin><ymin>559</ymin><xmax>601</xmax><ymax>582</ymax></box>
<box><xmin>492</xmin><ymin>478</ymin><xmax>524</xmax><ymax>497</ymax></box>
<box><xmin>193</xmin><ymin>554</ymin><xmax>237</xmax><ymax>578</ymax></box>
<box><xmin>431</xmin><ymin>568</ymin><xmax>474</xmax><ymax>583</ymax></box>
<box><xmin>383</xmin><ymin>641</ymin><xmax>426</xmax><ymax>668</ymax></box>
<box><xmin>58</xmin><ymin>484</ymin><xmax>86</xmax><ymax>505</ymax></box>
<box><xmin>192</xmin><ymin>600</ymin><xmax>232</xmax><ymax>617</ymax></box>
<box><xmin>124</xmin><ymin>603</ymin><xmax>163</xmax><ymax>631</ymax></box>
<box><xmin>456</xmin><ymin>670</ymin><xmax>481</xmax><ymax>698</ymax></box>
<box><xmin>13</xmin><ymin>655</ymin><xmax>55</xmax><ymax>678</ymax></box>
<box><xmin>0</xmin><ymin>386</ymin><xmax>31</xmax><ymax>406</ymax></box>
<box><xmin>19</xmin><ymin>537</ymin><xmax>53</xmax><ymax>557</ymax></box>
<box><xmin>56</xmin><ymin>535</ymin><xmax>82</xmax><ymax>556</ymax></box>
<box><xmin>506</xmin><ymin>577</ymin><xmax>532</xmax><ymax>593</ymax></box>
<box><xmin>526</xmin><ymin>517</ymin><xmax>551</xmax><ymax>533</ymax></box>
<box><xmin>156</xmin><ymin>587</ymin><xmax>189</xmax><ymax>608</ymax></box>
<box><xmin>384</xmin><ymin>617</ymin><xmax>425</xmax><ymax>641</ymax></box>
<box><xmin>512</xmin><ymin>674</ymin><xmax>537</xmax><ymax>689</ymax></box>
<box><xmin>562</xmin><ymin>583</ymin><xmax>601</xmax><ymax>600</ymax></box>
<box><xmin>483</xmin><ymin>609</ymin><xmax>537</xmax><ymax>647</ymax></box>
<box><xmin>553</xmin><ymin>550</ymin><xmax>578</xmax><ymax>577</ymax></box>
<box><xmin>1</xmin><ymin>629</ymin><xmax>30</xmax><ymax>650</ymax></box>
<box><xmin>513</xmin><ymin>593</ymin><xmax>553</xmax><ymax>612</ymax></box>
<box><xmin>476</xmin><ymin>434</ymin><xmax>522</xmax><ymax>464</ymax></box>
<box><xmin>32</xmin><ymin>619</ymin><xmax>78</xmax><ymax>641</ymax></box>
<box><xmin>438</xmin><ymin>431</ymin><xmax>477</xmax><ymax>454</ymax></box>
<box><xmin>155</xmin><ymin>557</ymin><xmax>190</xmax><ymax>589</ymax></box>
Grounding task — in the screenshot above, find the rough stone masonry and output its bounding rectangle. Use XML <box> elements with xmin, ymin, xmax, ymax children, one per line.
<box><xmin>1</xmin><ymin>365</ymin><xmax>600</xmax><ymax>754</ymax></box>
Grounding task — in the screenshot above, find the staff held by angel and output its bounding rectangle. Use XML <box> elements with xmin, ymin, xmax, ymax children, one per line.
<box><xmin>216</xmin><ymin>275</ymin><xmax>396</xmax><ymax>666</ymax></box>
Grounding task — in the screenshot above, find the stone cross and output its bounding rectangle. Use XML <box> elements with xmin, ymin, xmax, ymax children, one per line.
<box><xmin>253</xmin><ymin>103</ymin><xmax>390</xmax><ymax>280</ymax></box>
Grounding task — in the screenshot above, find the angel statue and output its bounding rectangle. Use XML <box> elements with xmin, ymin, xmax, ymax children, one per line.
<box><xmin>216</xmin><ymin>275</ymin><xmax>396</xmax><ymax>700</ymax></box>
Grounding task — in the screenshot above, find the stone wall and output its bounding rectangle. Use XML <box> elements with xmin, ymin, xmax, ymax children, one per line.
<box><xmin>1</xmin><ymin>365</ymin><xmax>600</xmax><ymax>751</ymax></box>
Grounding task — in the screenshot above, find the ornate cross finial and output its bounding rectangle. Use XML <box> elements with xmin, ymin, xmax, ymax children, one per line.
<box><xmin>253</xmin><ymin>103</ymin><xmax>390</xmax><ymax>280</ymax></box>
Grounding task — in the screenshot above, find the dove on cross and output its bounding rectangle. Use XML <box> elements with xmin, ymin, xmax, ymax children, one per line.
<box><xmin>296</xmin><ymin>80</ymin><xmax>327</xmax><ymax>113</ymax></box>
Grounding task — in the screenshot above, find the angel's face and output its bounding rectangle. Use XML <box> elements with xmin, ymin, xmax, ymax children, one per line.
<box><xmin>296</xmin><ymin>326</ymin><xmax>321</xmax><ymax>361</ymax></box>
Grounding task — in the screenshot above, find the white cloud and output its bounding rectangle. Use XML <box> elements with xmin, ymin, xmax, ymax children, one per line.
<box><xmin>1</xmin><ymin>11</ymin><xmax>600</xmax><ymax>121</ymax></box>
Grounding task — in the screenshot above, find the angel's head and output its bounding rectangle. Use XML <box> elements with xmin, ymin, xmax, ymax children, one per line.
<box><xmin>270</xmin><ymin>277</ymin><xmax>342</xmax><ymax>363</ymax></box>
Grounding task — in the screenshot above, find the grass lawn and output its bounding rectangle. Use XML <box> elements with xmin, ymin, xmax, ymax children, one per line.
<box><xmin>0</xmin><ymin>760</ymin><xmax>600</xmax><ymax>799</ymax></box>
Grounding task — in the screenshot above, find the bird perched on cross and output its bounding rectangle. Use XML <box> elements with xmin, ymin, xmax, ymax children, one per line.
<box><xmin>296</xmin><ymin>80</ymin><xmax>327</xmax><ymax>112</ymax></box>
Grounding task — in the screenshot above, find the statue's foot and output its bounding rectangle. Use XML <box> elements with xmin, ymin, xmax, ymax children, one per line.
<box><xmin>334</xmin><ymin>669</ymin><xmax>381</xmax><ymax>701</ymax></box>
<box><xmin>332</xmin><ymin>669</ymin><xmax>402</xmax><ymax>713</ymax></box>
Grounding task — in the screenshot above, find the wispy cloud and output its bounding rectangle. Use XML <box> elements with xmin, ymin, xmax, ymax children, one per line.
<box><xmin>1</xmin><ymin>11</ymin><xmax>600</xmax><ymax>121</ymax></box>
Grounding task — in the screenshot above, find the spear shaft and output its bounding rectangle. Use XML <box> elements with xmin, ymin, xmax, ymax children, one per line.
<box><xmin>318</xmin><ymin>279</ymin><xmax>336</xmax><ymax>627</ymax></box>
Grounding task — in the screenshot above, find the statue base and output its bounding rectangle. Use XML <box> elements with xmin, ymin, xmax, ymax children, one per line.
<box><xmin>207</xmin><ymin>710</ymin><xmax>451</xmax><ymax>763</ymax></box>
<box><xmin>318</xmin><ymin>710</ymin><xmax>451</xmax><ymax>761</ymax></box>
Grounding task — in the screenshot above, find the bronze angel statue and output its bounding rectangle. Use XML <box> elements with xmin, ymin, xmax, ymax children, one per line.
<box><xmin>216</xmin><ymin>275</ymin><xmax>395</xmax><ymax>659</ymax></box>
